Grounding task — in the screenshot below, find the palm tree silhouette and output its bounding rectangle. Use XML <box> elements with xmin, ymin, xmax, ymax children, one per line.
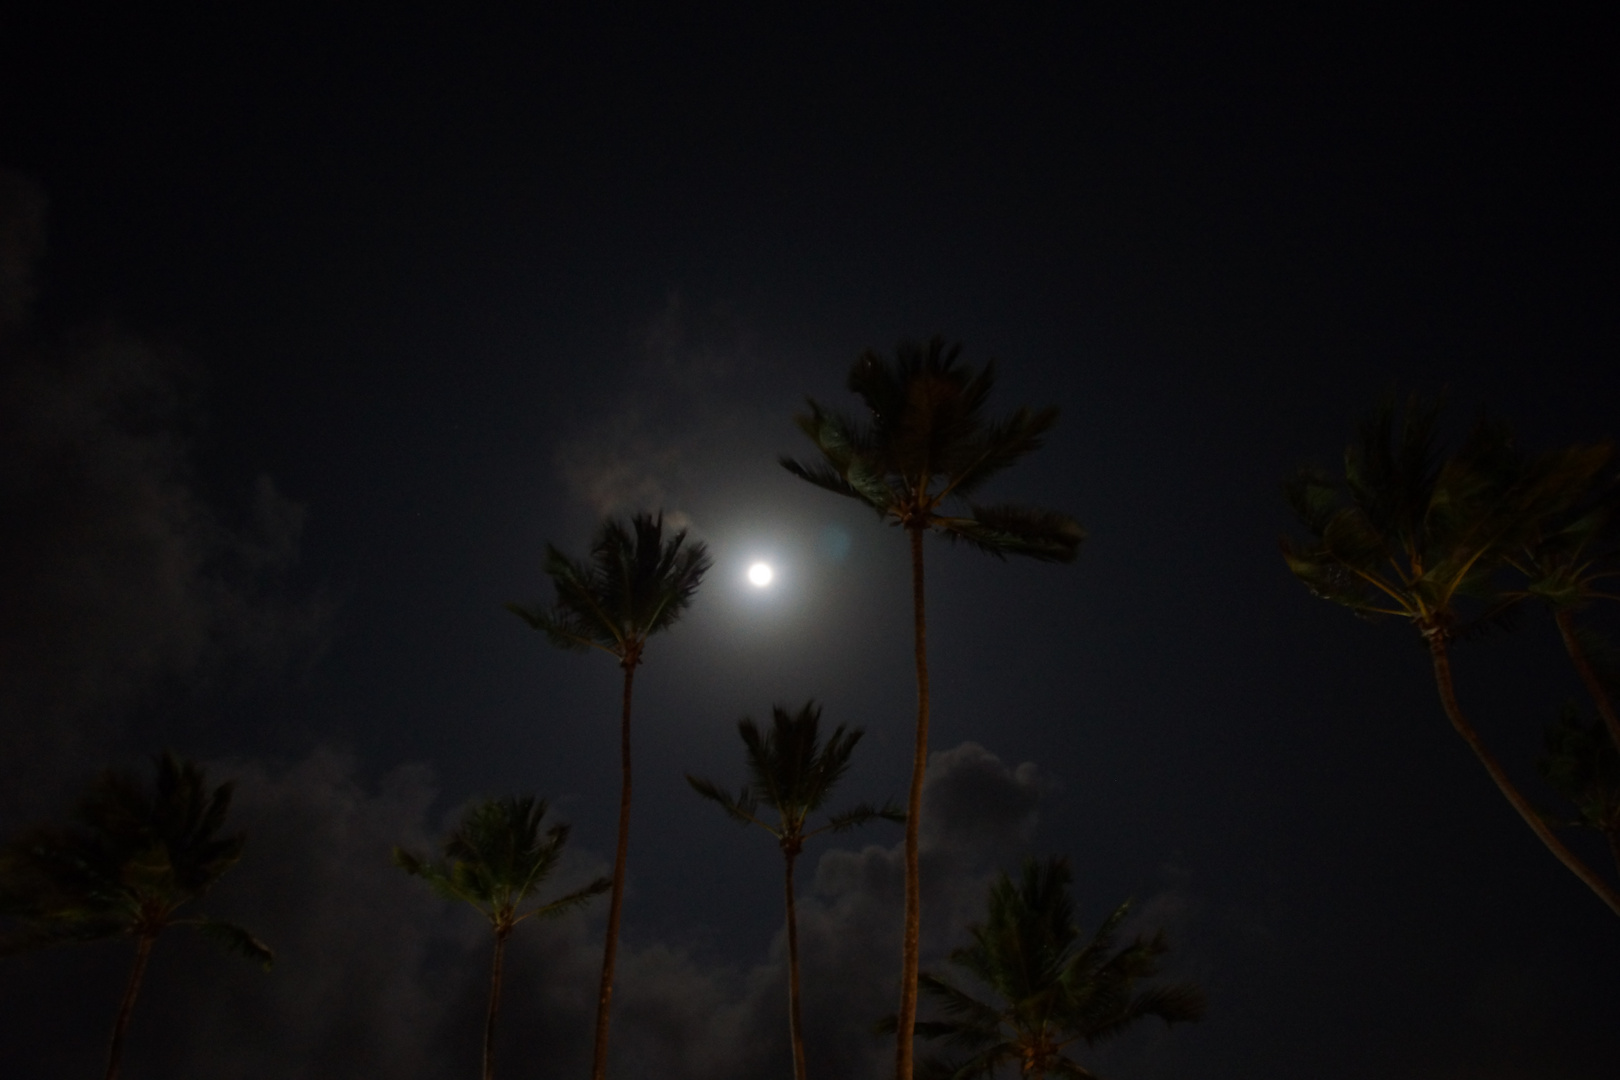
<box><xmin>882</xmin><ymin>857</ymin><xmax>1204</xmax><ymax>1080</ymax></box>
<box><xmin>1499</xmin><ymin>442</ymin><xmax>1620</xmax><ymax>750</ymax></box>
<box><xmin>395</xmin><ymin>796</ymin><xmax>609</xmax><ymax>1080</ymax></box>
<box><xmin>687</xmin><ymin>701</ymin><xmax>903</xmax><ymax>1080</ymax></box>
<box><xmin>782</xmin><ymin>337</ymin><xmax>1083</xmax><ymax>1078</ymax></box>
<box><xmin>507</xmin><ymin>511</ymin><xmax>710</xmax><ymax>1080</ymax></box>
<box><xmin>1281</xmin><ymin>397</ymin><xmax>1620</xmax><ymax>915</ymax></box>
<box><xmin>0</xmin><ymin>753</ymin><xmax>272</xmax><ymax>1080</ymax></box>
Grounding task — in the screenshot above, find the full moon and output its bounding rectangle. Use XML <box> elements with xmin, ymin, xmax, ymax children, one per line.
<box><xmin>747</xmin><ymin>562</ymin><xmax>774</xmax><ymax>587</ymax></box>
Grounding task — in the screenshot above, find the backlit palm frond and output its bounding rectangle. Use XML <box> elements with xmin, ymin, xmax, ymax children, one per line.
<box><xmin>940</xmin><ymin>504</ymin><xmax>1085</xmax><ymax>563</ymax></box>
<box><xmin>504</xmin><ymin>543</ymin><xmax>613</xmax><ymax>652</ymax></box>
<box><xmin>622</xmin><ymin>513</ymin><xmax>711</xmax><ymax>636</ymax></box>
<box><xmin>509</xmin><ymin>513</ymin><xmax>710</xmax><ymax>657</ymax></box>
<box><xmin>534</xmin><ymin>876</ymin><xmax>613</xmax><ymax>920</ymax></box>
<box><xmin>1507</xmin><ymin>444</ymin><xmax>1620</xmax><ymax>609</ymax></box>
<box><xmin>684</xmin><ymin>775</ymin><xmax>762</xmax><ymax>828</ymax></box>
<box><xmin>1282</xmin><ymin>466</ymin><xmax>1343</xmax><ymax>539</ymax></box>
<box><xmin>195</xmin><ymin>918</ymin><xmax>274</xmax><ymax>970</ymax></box>
<box><xmin>942</xmin><ymin>405</ymin><xmax>1061</xmax><ymax>500</ymax></box>
<box><xmin>1342</xmin><ymin>394</ymin><xmax>1446</xmax><ymax>546</ymax></box>
<box><xmin>823</xmin><ymin>802</ymin><xmax>906</xmax><ymax>833</ymax></box>
<box><xmin>785</xmin><ymin>401</ymin><xmax>898</xmax><ymax>512</ymax></box>
<box><xmin>916</xmin><ymin>972</ymin><xmax>1007</xmax><ymax>1033</ymax></box>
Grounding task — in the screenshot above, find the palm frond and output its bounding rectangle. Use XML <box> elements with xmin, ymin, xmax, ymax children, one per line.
<box><xmin>823</xmin><ymin>802</ymin><xmax>906</xmax><ymax>833</ymax></box>
<box><xmin>532</xmin><ymin>876</ymin><xmax>613</xmax><ymax>920</ymax></box>
<box><xmin>195</xmin><ymin>918</ymin><xmax>275</xmax><ymax>971</ymax></box>
<box><xmin>940</xmin><ymin>504</ymin><xmax>1085</xmax><ymax>563</ymax></box>
<box><xmin>0</xmin><ymin>755</ymin><xmax>252</xmax><ymax>953</ymax></box>
<box><xmin>685</xmin><ymin>775</ymin><xmax>761</xmax><ymax>827</ymax></box>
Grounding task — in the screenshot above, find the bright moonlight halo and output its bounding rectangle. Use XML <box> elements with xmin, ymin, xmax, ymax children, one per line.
<box><xmin>747</xmin><ymin>561</ymin><xmax>774</xmax><ymax>587</ymax></box>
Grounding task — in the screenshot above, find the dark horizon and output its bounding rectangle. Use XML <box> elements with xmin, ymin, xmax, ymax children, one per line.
<box><xmin>3</xmin><ymin>7</ymin><xmax>1619</xmax><ymax>1078</ymax></box>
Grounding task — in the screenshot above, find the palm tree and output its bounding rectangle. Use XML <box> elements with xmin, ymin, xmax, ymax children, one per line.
<box><xmin>687</xmin><ymin>701</ymin><xmax>904</xmax><ymax>1080</ymax></box>
<box><xmin>506</xmin><ymin>511</ymin><xmax>710</xmax><ymax>1080</ymax></box>
<box><xmin>1499</xmin><ymin>445</ymin><xmax>1620</xmax><ymax>751</ymax></box>
<box><xmin>0</xmin><ymin>753</ymin><xmax>273</xmax><ymax>1080</ymax></box>
<box><xmin>1281</xmin><ymin>397</ymin><xmax>1620</xmax><ymax>915</ymax></box>
<box><xmin>881</xmin><ymin>857</ymin><xmax>1204</xmax><ymax>1080</ymax></box>
<box><xmin>395</xmin><ymin>796</ymin><xmax>610</xmax><ymax>1080</ymax></box>
<box><xmin>782</xmin><ymin>337</ymin><xmax>1083</xmax><ymax>1079</ymax></box>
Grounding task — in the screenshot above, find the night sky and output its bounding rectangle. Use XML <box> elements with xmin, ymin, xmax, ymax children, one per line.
<box><xmin>3</xmin><ymin>7</ymin><xmax>1619</xmax><ymax>1078</ymax></box>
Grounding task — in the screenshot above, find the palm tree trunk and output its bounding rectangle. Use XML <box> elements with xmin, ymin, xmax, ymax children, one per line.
<box><xmin>896</xmin><ymin>524</ymin><xmax>929</xmax><ymax>1080</ymax></box>
<box><xmin>105</xmin><ymin>931</ymin><xmax>154</xmax><ymax>1080</ymax></box>
<box><xmin>1554</xmin><ymin>608</ymin><xmax>1620</xmax><ymax>756</ymax></box>
<box><xmin>1427</xmin><ymin>636</ymin><xmax>1620</xmax><ymax>916</ymax></box>
<box><xmin>590</xmin><ymin>661</ymin><xmax>637</xmax><ymax>1080</ymax></box>
<box><xmin>484</xmin><ymin>928</ymin><xmax>509</xmax><ymax>1080</ymax></box>
<box><xmin>784</xmin><ymin>849</ymin><xmax>808</xmax><ymax>1080</ymax></box>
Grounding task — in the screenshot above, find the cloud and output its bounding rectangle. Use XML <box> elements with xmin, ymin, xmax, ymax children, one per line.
<box><xmin>554</xmin><ymin>292</ymin><xmax>756</xmax><ymax>526</ymax></box>
<box><xmin>0</xmin><ymin>199</ymin><xmax>328</xmax><ymax>821</ymax></box>
<box><xmin>0</xmin><ymin>741</ymin><xmax>1059</xmax><ymax>1079</ymax></box>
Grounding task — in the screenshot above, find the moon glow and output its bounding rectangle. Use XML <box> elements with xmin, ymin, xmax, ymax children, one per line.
<box><xmin>747</xmin><ymin>562</ymin><xmax>774</xmax><ymax>587</ymax></box>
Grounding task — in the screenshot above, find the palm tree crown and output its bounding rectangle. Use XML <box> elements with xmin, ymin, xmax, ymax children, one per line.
<box><xmin>688</xmin><ymin>702</ymin><xmax>904</xmax><ymax>855</ymax></box>
<box><xmin>1281</xmin><ymin>397</ymin><xmax>1603</xmax><ymax>638</ymax></box>
<box><xmin>0</xmin><ymin>752</ymin><xmax>271</xmax><ymax>965</ymax></box>
<box><xmin>781</xmin><ymin>337</ymin><xmax>1084</xmax><ymax>560</ymax></box>
<box><xmin>890</xmin><ymin>857</ymin><xmax>1204</xmax><ymax>1080</ymax></box>
<box><xmin>1281</xmin><ymin>396</ymin><xmax>1620</xmax><ymax>917</ymax></box>
<box><xmin>507</xmin><ymin>512</ymin><xmax>711</xmax><ymax>668</ymax></box>
<box><xmin>0</xmin><ymin>753</ymin><xmax>271</xmax><ymax>1080</ymax></box>
<box><xmin>394</xmin><ymin>796</ymin><xmax>610</xmax><ymax>934</ymax></box>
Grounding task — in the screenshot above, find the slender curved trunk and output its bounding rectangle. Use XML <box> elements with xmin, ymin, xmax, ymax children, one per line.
<box><xmin>784</xmin><ymin>848</ymin><xmax>808</xmax><ymax>1080</ymax></box>
<box><xmin>1427</xmin><ymin>636</ymin><xmax>1620</xmax><ymax>915</ymax></box>
<box><xmin>484</xmin><ymin>927</ymin><xmax>509</xmax><ymax>1080</ymax></box>
<box><xmin>896</xmin><ymin>524</ymin><xmax>929</xmax><ymax>1080</ymax></box>
<box><xmin>590</xmin><ymin>661</ymin><xmax>637</xmax><ymax>1080</ymax></box>
<box><xmin>105</xmin><ymin>931</ymin><xmax>155</xmax><ymax>1080</ymax></box>
<box><xmin>1554</xmin><ymin>609</ymin><xmax>1620</xmax><ymax>755</ymax></box>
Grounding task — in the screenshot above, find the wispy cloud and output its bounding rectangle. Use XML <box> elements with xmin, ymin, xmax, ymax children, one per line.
<box><xmin>553</xmin><ymin>292</ymin><xmax>757</xmax><ymax>527</ymax></box>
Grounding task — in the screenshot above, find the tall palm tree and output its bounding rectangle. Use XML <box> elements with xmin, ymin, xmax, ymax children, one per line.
<box><xmin>782</xmin><ymin>337</ymin><xmax>1083</xmax><ymax>1080</ymax></box>
<box><xmin>881</xmin><ymin>857</ymin><xmax>1204</xmax><ymax>1080</ymax></box>
<box><xmin>687</xmin><ymin>701</ymin><xmax>904</xmax><ymax>1080</ymax></box>
<box><xmin>1281</xmin><ymin>397</ymin><xmax>1620</xmax><ymax>915</ymax></box>
<box><xmin>506</xmin><ymin>511</ymin><xmax>710</xmax><ymax>1080</ymax></box>
<box><xmin>0</xmin><ymin>753</ymin><xmax>273</xmax><ymax>1080</ymax></box>
<box><xmin>1539</xmin><ymin>704</ymin><xmax>1620</xmax><ymax>879</ymax></box>
<box><xmin>395</xmin><ymin>796</ymin><xmax>610</xmax><ymax>1080</ymax></box>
